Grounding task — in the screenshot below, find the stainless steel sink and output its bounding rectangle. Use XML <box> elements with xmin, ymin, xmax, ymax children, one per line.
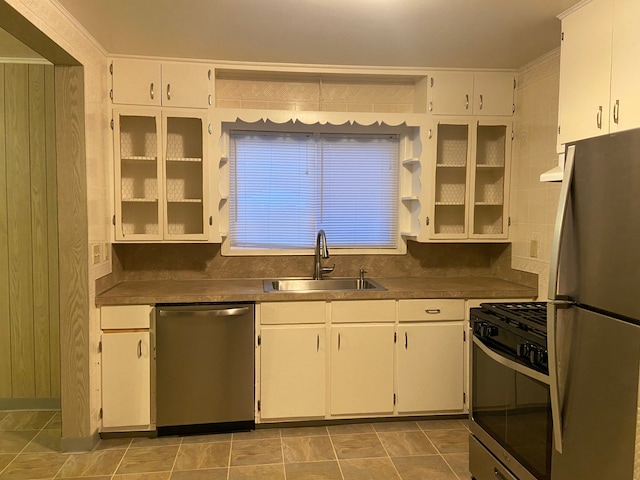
<box><xmin>263</xmin><ymin>277</ymin><xmax>386</xmax><ymax>293</ymax></box>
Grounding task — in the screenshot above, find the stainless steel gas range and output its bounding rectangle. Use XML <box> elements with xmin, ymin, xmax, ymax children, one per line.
<box><xmin>469</xmin><ymin>302</ymin><xmax>552</xmax><ymax>480</ymax></box>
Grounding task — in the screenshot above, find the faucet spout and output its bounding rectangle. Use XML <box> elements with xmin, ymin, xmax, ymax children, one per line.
<box><xmin>314</xmin><ymin>230</ymin><xmax>333</xmax><ymax>280</ymax></box>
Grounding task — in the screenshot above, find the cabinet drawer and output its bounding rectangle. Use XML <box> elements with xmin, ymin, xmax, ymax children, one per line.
<box><xmin>398</xmin><ymin>299</ymin><xmax>464</xmax><ymax>322</ymax></box>
<box><xmin>260</xmin><ymin>301</ymin><xmax>326</xmax><ymax>325</ymax></box>
<box><xmin>331</xmin><ymin>300</ymin><xmax>395</xmax><ymax>323</ymax></box>
<box><xmin>101</xmin><ymin>305</ymin><xmax>153</xmax><ymax>330</ymax></box>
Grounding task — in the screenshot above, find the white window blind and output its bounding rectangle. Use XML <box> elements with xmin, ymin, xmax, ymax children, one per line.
<box><xmin>229</xmin><ymin>132</ymin><xmax>399</xmax><ymax>251</ymax></box>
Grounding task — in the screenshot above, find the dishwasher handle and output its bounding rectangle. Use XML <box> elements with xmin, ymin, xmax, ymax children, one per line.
<box><xmin>158</xmin><ymin>306</ymin><xmax>251</xmax><ymax>317</ymax></box>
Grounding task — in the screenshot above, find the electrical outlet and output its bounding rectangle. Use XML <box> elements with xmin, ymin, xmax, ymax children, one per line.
<box><xmin>529</xmin><ymin>239</ymin><xmax>538</xmax><ymax>258</ymax></box>
<box><xmin>92</xmin><ymin>244</ymin><xmax>101</xmax><ymax>265</ymax></box>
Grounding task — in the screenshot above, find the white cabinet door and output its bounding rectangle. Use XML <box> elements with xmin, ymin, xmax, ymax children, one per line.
<box><xmin>111</xmin><ymin>59</ymin><xmax>211</xmax><ymax>108</ymax></box>
<box><xmin>473</xmin><ymin>72</ymin><xmax>515</xmax><ymax>117</ymax></box>
<box><xmin>111</xmin><ymin>59</ymin><xmax>162</xmax><ymax>106</ymax></box>
<box><xmin>558</xmin><ymin>0</ymin><xmax>613</xmax><ymax>144</ymax></box>
<box><xmin>330</xmin><ymin>324</ymin><xmax>394</xmax><ymax>415</ymax></box>
<box><xmin>113</xmin><ymin>108</ymin><xmax>164</xmax><ymax>241</ymax></box>
<box><xmin>161</xmin><ymin>62</ymin><xmax>212</xmax><ymax>109</ymax></box>
<box><xmin>260</xmin><ymin>325</ymin><xmax>326</xmax><ymax>420</ymax></box>
<box><xmin>429</xmin><ymin>72</ymin><xmax>514</xmax><ymax>117</ymax></box>
<box><xmin>429</xmin><ymin>72</ymin><xmax>474</xmax><ymax>116</ymax></box>
<box><xmin>397</xmin><ymin>323</ymin><xmax>464</xmax><ymax>413</ymax></box>
<box><xmin>609</xmin><ymin>0</ymin><xmax>640</xmax><ymax>132</ymax></box>
<box><xmin>162</xmin><ymin>110</ymin><xmax>209</xmax><ymax>240</ymax></box>
<box><xmin>102</xmin><ymin>331</ymin><xmax>151</xmax><ymax>429</ymax></box>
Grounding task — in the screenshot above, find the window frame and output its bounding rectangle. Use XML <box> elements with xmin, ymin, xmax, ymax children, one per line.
<box><xmin>220</xmin><ymin>120</ymin><xmax>411</xmax><ymax>256</ymax></box>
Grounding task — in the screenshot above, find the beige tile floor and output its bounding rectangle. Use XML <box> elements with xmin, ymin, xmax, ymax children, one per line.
<box><xmin>0</xmin><ymin>411</ymin><xmax>471</xmax><ymax>480</ymax></box>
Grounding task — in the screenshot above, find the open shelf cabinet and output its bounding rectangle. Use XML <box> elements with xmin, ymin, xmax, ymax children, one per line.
<box><xmin>113</xmin><ymin>107</ymin><xmax>209</xmax><ymax>241</ymax></box>
<box><xmin>428</xmin><ymin>117</ymin><xmax>511</xmax><ymax>240</ymax></box>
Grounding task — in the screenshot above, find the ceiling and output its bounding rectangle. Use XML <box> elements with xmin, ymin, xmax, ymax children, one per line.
<box><xmin>54</xmin><ymin>0</ymin><xmax>580</xmax><ymax>69</ymax></box>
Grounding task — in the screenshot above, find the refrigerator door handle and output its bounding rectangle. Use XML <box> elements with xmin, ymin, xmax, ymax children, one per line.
<box><xmin>548</xmin><ymin>144</ymin><xmax>575</xmax><ymax>301</ymax></box>
<box><xmin>548</xmin><ymin>300</ymin><xmax>574</xmax><ymax>454</ymax></box>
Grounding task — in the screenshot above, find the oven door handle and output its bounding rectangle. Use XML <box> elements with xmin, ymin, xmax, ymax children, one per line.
<box><xmin>472</xmin><ymin>336</ymin><xmax>550</xmax><ymax>385</ymax></box>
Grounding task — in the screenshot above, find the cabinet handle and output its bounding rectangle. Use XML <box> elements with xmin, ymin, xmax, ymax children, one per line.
<box><xmin>465</xmin><ymin>94</ymin><xmax>469</xmax><ymax>110</ymax></box>
<box><xmin>425</xmin><ymin>308</ymin><xmax>441</xmax><ymax>314</ymax></box>
<box><xmin>596</xmin><ymin>105</ymin><xmax>603</xmax><ymax>129</ymax></box>
<box><xmin>428</xmin><ymin>128</ymin><xmax>432</xmax><ymax>139</ymax></box>
<box><xmin>150</xmin><ymin>82</ymin><xmax>154</xmax><ymax>100</ymax></box>
<box><xmin>614</xmin><ymin>100</ymin><xmax>620</xmax><ymax>124</ymax></box>
<box><xmin>137</xmin><ymin>339</ymin><xmax>142</xmax><ymax>358</ymax></box>
<box><xmin>167</xmin><ymin>83</ymin><xmax>171</xmax><ymax>101</ymax></box>
<box><xmin>317</xmin><ymin>334</ymin><xmax>320</xmax><ymax>352</ymax></box>
<box><xmin>405</xmin><ymin>332</ymin><xmax>408</xmax><ymax>349</ymax></box>
<box><xmin>479</xmin><ymin>94</ymin><xmax>484</xmax><ymax>110</ymax></box>
<box><xmin>338</xmin><ymin>333</ymin><xmax>341</xmax><ymax>351</ymax></box>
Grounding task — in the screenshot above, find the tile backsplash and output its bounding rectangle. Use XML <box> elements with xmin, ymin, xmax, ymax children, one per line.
<box><xmin>99</xmin><ymin>241</ymin><xmax>536</xmax><ymax>293</ymax></box>
<box><xmin>510</xmin><ymin>50</ymin><xmax>563</xmax><ymax>299</ymax></box>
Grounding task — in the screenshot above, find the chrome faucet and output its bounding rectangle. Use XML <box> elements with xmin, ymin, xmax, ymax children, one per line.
<box><xmin>313</xmin><ymin>230</ymin><xmax>334</xmax><ymax>280</ymax></box>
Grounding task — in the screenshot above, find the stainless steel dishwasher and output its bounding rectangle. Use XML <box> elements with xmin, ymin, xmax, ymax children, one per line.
<box><xmin>155</xmin><ymin>303</ymin><xmax>255</xmax><ymax>436</ymax></box>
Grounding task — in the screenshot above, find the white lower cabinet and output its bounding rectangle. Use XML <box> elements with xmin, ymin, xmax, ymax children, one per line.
<box><xmin>397</xmin><ymin>323</ymin><xmax>464</xmax><ymax>413</ymax></box>
<box><xmin>257</xmin><ymin>298</ymin><xmax>467</xmax><ymax>422</ymax></box>
<box><xmin>260</xmin><ymin>325</ymin><xmax>325</xmax><ymax>420</ymax></box>
<box><xmin>101</xmin><ymin>331</ymin><xmax>152</xmax><ymax>429</ymax></box>
<box><xmin>330</xmin><ymin>324</ymin><xmax>395</xmax><ymax>416</ymax></box>
<box><xmin>100</xmin><ymin>305</ymin><xmax>153</xmax><ymax>431</ymax></box>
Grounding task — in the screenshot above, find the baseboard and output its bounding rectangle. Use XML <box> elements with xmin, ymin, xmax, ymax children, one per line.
<box><xmin>61</xmin><ymin>429</ymin><xmax>101</xmax><ymax>453</ymax></box>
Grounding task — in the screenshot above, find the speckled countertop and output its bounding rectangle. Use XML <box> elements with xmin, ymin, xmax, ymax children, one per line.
<box><xmin>95</xmin><ymin>276</ymin><xmax>537</xmax><ymax>306</ymax></box>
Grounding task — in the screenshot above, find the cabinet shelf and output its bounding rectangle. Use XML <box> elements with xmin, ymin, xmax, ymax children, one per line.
<box><xmin>166</xmin><ymin>198</ymin><xmax>203</xmax><ymax>204</ymax></box>
<box><xmin>436</xmin><ymin>163</ymin><xmax>466</xmax><ymax>168</ymax></box>
<box><xmin>166</xmin><ymin>157</ymin><xmax>203</xmax><ymax>163</ymax></box>
<box><xmin>401</xmin><ymin>196</ymin><xmax>420</xmax><ymax>202</ymax></box>
<box><xmin>474</xmin><ymin>202</ymin><xmax>503</xmax><ymax>206</ymax></box>
<box><xmin>475</xmin><ymin>164</ymin><xmax>504</xmax><ymax>169</ymax></box>
<box><xmin>402</xmin><ymin>157</ymin><xmax>420</xmax><ymax>166</ymax></box>
<box><xmin>122</xmin><ymin>198</ymin><xmax>158</xmax><ymax>203</ymax></box>
<box><xmin>436</xmin><ymin>201</ymin><xmax>465</xmax><ymax>206</ymax></box>
<box><xmin>122</xmin><ymin>156</ymin><xmax>157</xmax><ymax>162</ymax></box>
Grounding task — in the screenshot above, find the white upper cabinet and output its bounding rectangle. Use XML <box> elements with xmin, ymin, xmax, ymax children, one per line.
<box><xmin>425</xmin><ymin>117</ymin><xmax>512</xmax><ymax>241</ymax></box>
<box><xmin>558</xmin><ymin>0</ymin><xmax>640</xmax><ymax>145</ymax></box>
<box><xmin>111</xmin><ymin>58</ymin><xmax>212</xmax><ymax>109</ymax></box>
<box><xmin>558</xmin><ymin>0</ymin><xmax>613</xmax><ymax>144</ymax></box>
<box><xmin>609</xmin><ymin>0</ymin><xmax>640</xmax><ymax>132</ymax></box>
<box><xmin>428</xmin><ymin>71</ymin><xmax>515</xmax><ymax>117</ymax></box>
<box><xmin>113</xmin><ymin>107</ymin><xmax>210</xmax><ymax>242</ymax></box>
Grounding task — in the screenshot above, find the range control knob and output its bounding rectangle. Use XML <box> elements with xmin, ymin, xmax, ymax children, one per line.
<box><xmin>474</xmin><ymin>322</ymin><xmax>498</xmax><ymax>337</ymax></box>
<box><xmin>517</xmin><ymin>343</ymin><xmax>548</xmax><ymax>366</ymax></box>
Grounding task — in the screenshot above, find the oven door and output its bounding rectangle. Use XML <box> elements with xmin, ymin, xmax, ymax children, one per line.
<box><xmin>470</xmin><ymin>336</ymin><xmax>553</xmax><ymax>480</ymax></box>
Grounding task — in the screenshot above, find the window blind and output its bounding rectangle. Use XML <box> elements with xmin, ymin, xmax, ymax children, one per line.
<box><xmin>229</xmin><ymin>132</ymin><xmax>399</xmax><ymax>251</ymax></box>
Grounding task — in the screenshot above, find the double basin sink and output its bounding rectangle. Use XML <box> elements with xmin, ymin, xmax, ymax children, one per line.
<box><xmin>263</xmin><ymin>277</ymin><xmax>386</xmax><ymax>293</ymax></box>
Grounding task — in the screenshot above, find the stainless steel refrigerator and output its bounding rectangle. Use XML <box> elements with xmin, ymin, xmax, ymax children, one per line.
<box><xmin>548</xmin><ymin>128</ymin><xmax>640</xmax><ymax>479</ymax></box>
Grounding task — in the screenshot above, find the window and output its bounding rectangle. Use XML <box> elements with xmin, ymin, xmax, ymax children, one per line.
<box><xmin>227</xmin><ymin>128</ymin><xmax>401</xmax><ymax>254</ymax></box>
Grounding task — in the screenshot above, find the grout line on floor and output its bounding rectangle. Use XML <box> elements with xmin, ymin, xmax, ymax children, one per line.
<box><xmin>108</xmin><ymin>434</ymin><xmax>133</xmax><ymax>480</ymax></box>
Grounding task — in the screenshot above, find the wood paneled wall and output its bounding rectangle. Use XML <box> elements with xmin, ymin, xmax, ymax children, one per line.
<box><xmin>0</xmin><ymin>63</ymin><xmax>60</xmax><ymax>401</ymax></box>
